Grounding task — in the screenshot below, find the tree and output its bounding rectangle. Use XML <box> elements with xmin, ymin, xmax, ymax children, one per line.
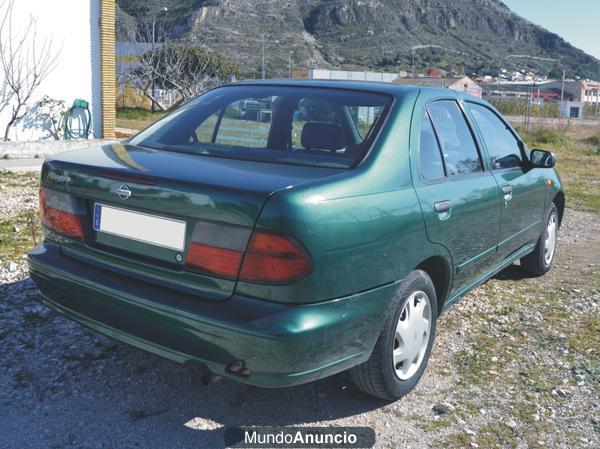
<box><xmin>127</xmin><ymin>39</ymin><xmax>240</xmax><ymax>111</ymax></box>
<box><xmin>0</xmin><ymin>0</ymin><xmax>60</xmax><ymax>140</ymax></box>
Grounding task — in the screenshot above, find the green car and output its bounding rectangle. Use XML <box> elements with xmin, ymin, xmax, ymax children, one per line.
<box><xmin>28</xmin><ymin>81</ymin><xmax>564</xmax><ymax>400</ymax></box>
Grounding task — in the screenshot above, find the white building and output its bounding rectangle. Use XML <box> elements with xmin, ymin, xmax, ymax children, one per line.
<box><xmin>307</xmin><ymin>69</ymin><xmax>399</xmax><ymax>83</ymax></box>
<box><xmin>0</xmin><ymin>0</ymin><xmax>115</xmax><ymax>141</ymax></box>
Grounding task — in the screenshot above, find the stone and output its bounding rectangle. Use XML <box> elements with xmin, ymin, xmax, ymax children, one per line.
<box><xmin>433</xmin><ymin>402</ymin><xmax>454</xmax><ymax>415</ymax></box>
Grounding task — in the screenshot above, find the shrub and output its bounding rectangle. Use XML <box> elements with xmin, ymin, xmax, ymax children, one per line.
<box><xmin>582</xmin><ymin>134</ymin><xmax>600</xmax><ymax>153</ymax></box>
<box><xmin>516</xmin><ymin>126</ymin><xmax>567</xmax><ymax>148</ymax></box>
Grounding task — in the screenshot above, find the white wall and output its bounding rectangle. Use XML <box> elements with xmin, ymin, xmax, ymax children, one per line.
<box><xmin>309</xmin><ymin>69</ymin><xmax>398</xmax><ymax>83</ymax></box>
<box><xmin>0</xmin><ymin>0</ymin><xmax>102</xmax><ymax>141</ymax></box>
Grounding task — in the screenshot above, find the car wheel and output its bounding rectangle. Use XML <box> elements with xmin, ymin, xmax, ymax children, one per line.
<box><xmin>350</xmin><ymin>270</ymin><xmax>438</xmax><ymax>401</ymax></box>
<box><xmin>521</xmin><ymin>203</ymin><xmax>559</xmax><ymax>277</ymax></box>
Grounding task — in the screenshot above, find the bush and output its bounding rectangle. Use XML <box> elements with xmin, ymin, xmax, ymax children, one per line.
<box><xmin>116</xmin><ymin>107</ymin><xmax>164</xmax><ymax>120</ymax></box>
<box><xmin>516</xmin><ymin>126</ymin><xmax>567</xmax><ymax>148</ymax></box>
<box><xmin>582</xmin><ymin>134</ymin><xmax>600</xmax><ymax>153</ymax></box>
<box><xmin>489</xmin><ymin>99</ymin><xmax>561</xmax><ymax>118</ymax></box>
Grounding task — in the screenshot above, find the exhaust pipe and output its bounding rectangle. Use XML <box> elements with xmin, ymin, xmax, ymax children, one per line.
<box><xmin>200</xmin><ymin>371</ymin><xmax>222</xmax><ymax>386</ymax></box>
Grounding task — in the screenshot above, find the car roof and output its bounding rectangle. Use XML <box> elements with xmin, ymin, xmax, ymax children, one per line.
<box><xmin>230</xmin><ymin>79</ymin><xmax>423</xmax><ymax>97</ymax></box>
<box><xmin>227</xmin><ymin>79</ymin><xmax>488</xmax><ymax>104</ymax></box>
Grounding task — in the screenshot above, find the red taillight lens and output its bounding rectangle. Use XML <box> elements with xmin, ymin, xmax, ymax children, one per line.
<box><xmin>186</xmin><ymin>243</ymin><xmax>243</xmax><ymax>278</ymax></box>
<box><xmin>239</xmin><ymin>231</ymin><xmax>311</xmax><ymax>283</ymax></box>
<box><xmin>185</xmin><ymin>221</ymin><xmax>250</xmax><ymax>278</ymax></box>
<box><xmin>39</xmin><ymin>187</ymin><xmax>86</xmax><ymax>240</ymax></box>
<box><xmin>184</xmin><ymin>222</ymin><xmax>311</xmax><ymax>284</ymax></box>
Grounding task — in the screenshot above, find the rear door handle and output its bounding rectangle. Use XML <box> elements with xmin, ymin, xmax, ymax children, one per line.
<box><xmin>434</xmin><ymin>200</ymin><xmax>452</xmax><ymax>213</ymax></box>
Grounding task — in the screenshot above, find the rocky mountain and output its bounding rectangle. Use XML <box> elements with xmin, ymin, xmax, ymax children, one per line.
<box><xmin>117</xmin><ymin>0</ymin><xmax>600</xmax><ymax>79</ymax></box>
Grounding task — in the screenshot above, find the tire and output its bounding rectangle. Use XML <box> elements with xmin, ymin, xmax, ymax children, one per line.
<box><xmin>350</xmin><ymin>270</ymin><xmax>438</xmax><ymax>401</ymax></box>
<box><xmin>521</xmin><ymin>203</ymin><xmax>559</xmax><ymax>277</ymax></box>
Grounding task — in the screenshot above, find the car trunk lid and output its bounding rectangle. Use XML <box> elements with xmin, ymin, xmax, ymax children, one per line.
<box><xmin>41</xmin><ymin>143</ymin><xmax>343</xmax><ymax>300</ymax></box>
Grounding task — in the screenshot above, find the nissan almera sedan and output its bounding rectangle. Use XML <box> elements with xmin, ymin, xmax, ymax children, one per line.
<box><xmin>28</xmin><ymin>80</ymin><xmax>564</xmax><ymax>400</ymax></box>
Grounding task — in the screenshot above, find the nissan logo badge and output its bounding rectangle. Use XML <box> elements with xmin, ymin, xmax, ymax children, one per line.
<box><xmin>117</xmin><ymin>185</ymin><xmax>132</xmax><ymax>200</ymax></box>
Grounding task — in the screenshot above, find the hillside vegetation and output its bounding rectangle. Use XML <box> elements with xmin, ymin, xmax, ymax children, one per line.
<box><xmin>117</xmin><ymin>0</ymin><xmax>600</xmax><ymax>78</ymax></box>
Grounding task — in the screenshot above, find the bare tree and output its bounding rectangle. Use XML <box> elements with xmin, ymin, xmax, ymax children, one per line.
<box><xmin>0</xmin><ymin>0</ymin><xmax>60</xmax><ymax>140</ymax></box>
<box><xmin>123</xmin><ymin>23</ymin><xmax>239</xmax><ymax>111</ymax></box>
<box><xmin>121</xmin><ymin>22</ymin><xmax>168</xmax><ymax>111</ymax></box>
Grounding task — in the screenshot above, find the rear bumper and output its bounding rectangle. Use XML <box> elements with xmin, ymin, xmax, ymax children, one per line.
<box><xmin>28</xmin><ymin>242</ymin><xmax>397</xmax><ymax>387</ymax></box>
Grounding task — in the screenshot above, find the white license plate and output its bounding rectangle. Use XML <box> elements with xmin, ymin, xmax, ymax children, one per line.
<box><xmin>93</xmin><ymin>204</ymin><xmax>186</xmax><ymax>251</ymax></box>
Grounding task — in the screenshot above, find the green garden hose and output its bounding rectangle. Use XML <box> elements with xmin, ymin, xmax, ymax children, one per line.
<box><xmin>63</xmin><ymin>99</ymin><xmax>92</xmax><ymax>139</ymax></box>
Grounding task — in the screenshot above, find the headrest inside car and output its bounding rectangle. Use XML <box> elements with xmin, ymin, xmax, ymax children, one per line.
<box><xmin>301</xmin><ymin>122</ymin><xmax>347</xmax><ymax>151</ymax></box>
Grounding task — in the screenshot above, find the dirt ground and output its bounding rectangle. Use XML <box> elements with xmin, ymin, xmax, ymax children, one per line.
<box><xmin>0</xmin><ymin>171</ymin><xmax>598</xmax><ymax>449</ymax></box>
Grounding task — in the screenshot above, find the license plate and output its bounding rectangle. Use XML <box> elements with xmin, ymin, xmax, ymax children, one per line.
<box><xmin>93</xmin><ymin>204</ymin><xmax>186</xmax><ymax>251</ymax></box>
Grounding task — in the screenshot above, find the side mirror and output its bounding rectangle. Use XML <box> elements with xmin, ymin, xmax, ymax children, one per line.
<box><xmin>530</xmin><ymin>149</ymin><xmax>556</xmax><ymax>168</ymax></box>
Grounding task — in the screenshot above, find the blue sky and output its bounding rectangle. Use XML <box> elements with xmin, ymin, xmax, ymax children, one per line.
<box><xmin>502</xmin><ymin>0</ymin><xmax>600</xmax><ymax>60</ymax></box>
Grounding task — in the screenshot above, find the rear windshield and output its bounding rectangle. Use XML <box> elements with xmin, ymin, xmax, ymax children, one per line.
<box><xmin>130</xmin><ymin>85</ymin><xmax>392</xmax><ymax>168</ymax></box>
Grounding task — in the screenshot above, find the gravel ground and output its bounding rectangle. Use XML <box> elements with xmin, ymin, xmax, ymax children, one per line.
<box><xmin>0</xmin><ymin>173</ymin><xmax>598</xmax><ymax>449</ymax></box>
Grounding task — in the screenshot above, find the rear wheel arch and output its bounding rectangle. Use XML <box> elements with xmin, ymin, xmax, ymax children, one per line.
<box><xmin>553</xmin><ymin>191</ymin><xmax>565</xmax><ymax>226</ymax></box>
<box><xmin>416</xmin><ymin>256</ymin><xmax>451</xmax><ymax>316</ymax></box>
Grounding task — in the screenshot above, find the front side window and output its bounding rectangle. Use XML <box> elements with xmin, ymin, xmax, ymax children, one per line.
<box><xmin>427</xmin><ymin>101</ymin><xmax>482</xmax><ymax>176</ymax></box>
<box><xmin>131</xmin><ymin>86</ymin><xmax>392</xmax><ymax>168</ymax></box>
<box><xmin>468</xmin><ymin>103</ymin><xmax>523</xmax><ymax>169</ymax></box>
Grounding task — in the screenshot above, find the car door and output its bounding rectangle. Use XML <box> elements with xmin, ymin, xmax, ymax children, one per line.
<box><xmin>412</xmin><ymin>99</ymin><xmax>502</xmax><ymax>296</ymax></box>
<box><xmin>465</xmin><ymin>102</ymin><xmax>547</xmax><ymax>261</ymax></box>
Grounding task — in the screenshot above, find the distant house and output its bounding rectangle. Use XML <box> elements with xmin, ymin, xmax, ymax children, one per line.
<box><xmin>393</xmin><ymin>76</ymin><xmax>482</xmax><ymax>98</ymax></box>
<box><xmin>0</xmin><ymin>0</ymin><xmax>116</xmax><ymax>141</ymax></box>
<box><xmin>542</xmin><ymin>80</ymin><xmax>600</xmax><ymax>104</ymax></box>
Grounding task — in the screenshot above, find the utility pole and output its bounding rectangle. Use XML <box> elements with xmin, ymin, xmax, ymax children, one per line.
<box><xmin>288</xmin><ymin>51</ymin><xmax>292</xmax><ymax>79</ymax></box>
<box><xmin>261</xmin><ymin>34</ymin><xmax>266</xmax><ymax>80</ymax></box>
<box><xmin>559</xmin><ymin>69</ymin><xmax>566</xmax><ymax>119</ymax></box>
<box><xmin>524</xmin><ymin>83</ymin><xmax>532</xmax><ymax>128</ymax></box>
<box><xmin>412</xmin><ymin>48</ymin><xmax>416</xmax><ymax>77</ymax></box>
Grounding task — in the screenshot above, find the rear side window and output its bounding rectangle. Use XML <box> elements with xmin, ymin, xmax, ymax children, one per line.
<box><xmin>427</xmin><ymin>101</ymin><xmax>482</xmax><ymax>176</ymax></box>
<box><xmin>419</xmin><ymin>113</ymin><xmax>445</xmax><ymax>181</ymax></box>
<box><xmin>468</xmin><ymin>103</ymin><xmax>523</xmax><ymax>169</ymax></box>
<box><xmin>131</xmin><ymin>86</ymin><xmax>392</xmax><ymax>169</ymax></box>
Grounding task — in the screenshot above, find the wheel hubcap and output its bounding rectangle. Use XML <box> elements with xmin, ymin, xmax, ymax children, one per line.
<box><xmin>393</xmin><ymin>291</ymin><xmax>432</xmax><ymax>380</ymax></box>
<box><xmin>544</xmin><ymin>214</ymin><xmax>557</xmax><ymax>266</ymax></box>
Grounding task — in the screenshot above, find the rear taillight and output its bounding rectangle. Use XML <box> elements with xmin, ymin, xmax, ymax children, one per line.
<box><xmin>39</xmin><ymin>187</ymin><xmax>86</xmax><ymax>240</ymax></box>
<box><xmin>239</xmin><ymin>231</ymin><xmax>311</xmax><ymax>283</ymax></box>
<box><xmin>184</xmin><ymin>222</ymin><xmax>311</xmax><ymax>283</ymax></box>
<box><xmin>186</xmin><ymin>243</ymin><xmax>243</xmax><ymax>278</ymax></box>
<box><xmin>185</xmin><ymin>221</ymin><xmax>251</xmax><ymax>278</ymax></box>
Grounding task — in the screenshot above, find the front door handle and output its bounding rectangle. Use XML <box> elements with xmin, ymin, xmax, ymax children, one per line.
<box><xmin>502</xmin><ymin>185</ymin><xmax>513</xmax><ymax>203</ymax></box>
<box><xmin>434</xmin><ymin>200</ymin><xmax>452</xmax><ymax>214</ymax></box>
